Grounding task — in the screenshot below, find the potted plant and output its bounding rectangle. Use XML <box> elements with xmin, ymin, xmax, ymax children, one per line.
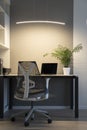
<box><xmin>43</xmin><ymin>43</ymin><xmax>83</xmax><ymax>75</ymax></box>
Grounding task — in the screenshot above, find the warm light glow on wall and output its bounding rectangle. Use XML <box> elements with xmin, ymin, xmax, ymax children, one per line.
<box><xmin>16</xmin><ymin>20</ymin><xmax>66</xmax><ymax>25</ymax></box>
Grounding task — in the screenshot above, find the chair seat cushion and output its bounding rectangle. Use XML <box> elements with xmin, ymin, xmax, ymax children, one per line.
<box><xmin>15</xmin><ymin>87</ymin><xmax>45</xmax><ymax>99</ymax></box>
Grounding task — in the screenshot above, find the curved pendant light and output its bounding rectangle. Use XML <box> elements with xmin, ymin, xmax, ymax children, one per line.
<box><xmin>16</xmin><ymin>20</ymin><xmax>66</xmax><ymax>25</ymax></box>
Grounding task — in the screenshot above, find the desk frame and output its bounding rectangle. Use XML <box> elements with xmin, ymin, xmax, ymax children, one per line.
<box><xmin>0</xmin><ymin>74</ymin><xmax>78</xmax><ymax>118</ymax></box>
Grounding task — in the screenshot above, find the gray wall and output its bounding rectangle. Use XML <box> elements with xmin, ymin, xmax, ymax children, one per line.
<box><xmin>73</xmin><ymin>0</ymin><xmax>87</xmax><ymax>109</ymax></box>
<box><xmin>10</xmin><ymin>0</ymin><xmax>73</xmax><ymax>74</ymax></box>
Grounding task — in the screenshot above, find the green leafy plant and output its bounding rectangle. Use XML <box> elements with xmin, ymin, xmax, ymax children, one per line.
<box><xmin>43</xmin><ymin>43</ymin><xmax>83</xmax><ymax>67</ymax></box>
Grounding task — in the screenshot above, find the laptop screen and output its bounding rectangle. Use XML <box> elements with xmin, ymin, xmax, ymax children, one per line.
<box><xmin>41</xmin><ymin>63</ymin><xmax>58</xmax><ymax>74</ymax></box>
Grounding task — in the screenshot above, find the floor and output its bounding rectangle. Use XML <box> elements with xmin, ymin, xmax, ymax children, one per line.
<box><xmin>1</xmin><ymin>120</ymin><xmax>87</xmax><ymax>130</ymax></box>
<box><xmin>0</xmin><ymin>109</ymin><xmax>87</xmax><ymax>130</ymax></box>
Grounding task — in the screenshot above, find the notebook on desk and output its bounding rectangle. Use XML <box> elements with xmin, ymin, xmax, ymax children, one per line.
<box><xmin>41</xmin><ymin>63</ymin><xmax>58</xmax><ymax>74</ymax></box>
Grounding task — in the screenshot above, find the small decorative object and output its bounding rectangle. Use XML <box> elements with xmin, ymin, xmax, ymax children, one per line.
<box><xmin>43</xmin><ymin>43</ymin><xmax>83</xmax><ymax>75</ymax></box>
<box><xmin>3</xmin><ymin>68</ymin><xmax>11</xmax><ymax>75</ymax></box>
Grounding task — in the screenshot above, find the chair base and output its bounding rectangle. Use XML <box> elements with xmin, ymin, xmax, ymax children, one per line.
<box><xmin>11</xmin><ymin>108</ymin><xmax>52</xmax><ymax>127</ymax></box>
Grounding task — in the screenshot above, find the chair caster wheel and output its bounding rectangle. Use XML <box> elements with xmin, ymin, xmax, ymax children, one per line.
<box><xmin>48</xmin><ymin>119</ymin><xmax>52</xmax><ymax>123</ymax></box>
<box><xmin>11</xmin><ymin>117</ymin><xmax>15</xmax><ymax>122</ymax></box>
<box><xmin>24</xmin><ymin>121</ymin><xmax>29</xmax><ymax>127</ymax></box>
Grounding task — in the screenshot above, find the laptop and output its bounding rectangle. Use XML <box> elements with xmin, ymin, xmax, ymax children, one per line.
<box><xmin>41</xmin><ymin>63</ymin><xmax>58</xmax><ymax>74</ymax></box>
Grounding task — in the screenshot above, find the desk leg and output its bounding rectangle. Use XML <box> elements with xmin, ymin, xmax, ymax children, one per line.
<box><xmin>70</xmin><ymin>79</ymin><xmax>73</xmax><ymax>109</ymax></box>
<box><xmin>9</xmin><ymin>77</ymin><xmax>17</xmax><ymax>109</ymax></box>
<box><xmin>75</xmin><ymin>76</ymin><xmax>79</xmax><ymax>118</ymax></box>
<box><xmin>9</xmin><ymin>78</ymin><xmax>12</xmax><ymax>109</ymax></box>
<box><xmin>0</xmin><ymin>77</ymin><xmax>4</xmax><ymax>118</ymax></box>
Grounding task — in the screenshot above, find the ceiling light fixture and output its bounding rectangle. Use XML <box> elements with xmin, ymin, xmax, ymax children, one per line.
<box><xmin>16</xmin><ymin>20</ymin><xmax>66</xmax><ymax>25</ymax></box>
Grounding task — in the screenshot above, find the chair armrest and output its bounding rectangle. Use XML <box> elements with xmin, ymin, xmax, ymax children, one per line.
<box><xmin>45</xmin><ymin>78</ymin><xmax>51</xmax><ymax>89</ymax></box>
<box><xmin>45</xmin><ymin>78</ymin><xmax>51</xmax><ymax>99</ymax></box>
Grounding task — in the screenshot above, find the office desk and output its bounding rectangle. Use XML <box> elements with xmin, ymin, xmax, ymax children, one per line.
<box><xmin>0</xmin><ymin>74</ymin><xmax>78</xmax><ymax>118</ymax></box>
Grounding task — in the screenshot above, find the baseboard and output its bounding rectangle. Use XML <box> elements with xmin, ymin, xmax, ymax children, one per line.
<box><xmin>79</xmin><ymin>106</ymin><xmax>87</xmax><ymax>109</ymax></box>
<box><xmin>13</xmin><ymin>106</ymin><xmax>70</xmax><ymax>110</ymax></box>
<box><xmin>13</xmin><ymin>105</ymin><xmax>87</xmax><ymax>110</ymax></box>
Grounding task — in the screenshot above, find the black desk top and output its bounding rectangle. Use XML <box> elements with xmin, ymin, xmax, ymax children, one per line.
<box><xmin>0</xmin><ymin>73</ymin><xmax>78</xmax><ymax>78</ymax></box>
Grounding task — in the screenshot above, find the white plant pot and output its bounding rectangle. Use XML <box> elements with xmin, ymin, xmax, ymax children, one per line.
<box><xmin>63</xmin><ymin>67</ymin><xmax>70</xmax><ymax>75</ymax></box>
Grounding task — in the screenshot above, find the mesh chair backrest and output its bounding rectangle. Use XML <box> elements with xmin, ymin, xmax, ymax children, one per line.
<box><xmin>18</xmin><ymin>61</ymin><xmax>40</xmax><ymax>76</ymax></box>
<box><xmin>16</xmin><ymin>61</ymin><xmax>40</xmax><ymax>99</ymax></box>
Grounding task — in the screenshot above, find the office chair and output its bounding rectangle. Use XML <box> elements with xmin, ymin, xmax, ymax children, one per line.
<box><xmin>11</xmin><ymin>61</ymin><xmax>52</xmax><ymax>126</ymax></box>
